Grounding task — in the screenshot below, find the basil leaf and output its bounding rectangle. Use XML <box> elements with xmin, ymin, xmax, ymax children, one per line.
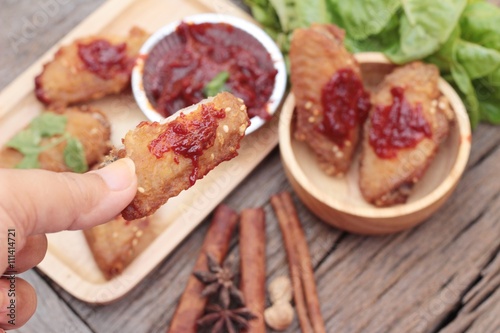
<box><xmin>63</xmin><ymin>137</ymin><xmax>88</xmax><ymax>173</ymax></box>
<box><xmin>203</xmin><ymin>71</ymin><xmax>230</xmax><ymax>97</ymax></box>
<box><xmin>30</xmin><ymin>112</ymin><xmax>67</xmax><ymax>137</ymax></box>
<box><xmin>6</xmin><ymin>129</ymin><xmax>41</xmax><ymax>155</ymax></box>
<box><xmin>16</xmin><ymin>154</ymin><xmax>40</xmax><ymax>169</ymax></box>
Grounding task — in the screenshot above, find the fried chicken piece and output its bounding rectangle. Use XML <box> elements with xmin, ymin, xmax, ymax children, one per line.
<box><xmin>35</xmin><ymin>27</ymin><xmax>149</xmax><ymax>106</ymax></box>
<box><xmin>0</xmin><ymin>106</ymin><xmax>111</xmax><ymax>171</ymax></box>
<box><xmin>113</xmin><ymin>92</ymin><xmax>250</xmax><ymax>220</ymax></box>
<box><xmin>83</xmin><ymin>215</ymin><xmax>156</xmax><ymax>280</ymax></box>
<box><xmin>290</xmin><ymin>24</ymin><xmax>371</xmax><ymax>176</ymax></box>
<box><xmin>359</xmin><ymin>62</ymin><xmax>453</xmax><ymax>206</ymax></box>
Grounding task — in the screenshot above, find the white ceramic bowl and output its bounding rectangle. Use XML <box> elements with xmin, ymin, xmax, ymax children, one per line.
<box><xmin>132</xmin><ymin>13</ymin><xmax>287</xmax><ymax>134</ymax></box>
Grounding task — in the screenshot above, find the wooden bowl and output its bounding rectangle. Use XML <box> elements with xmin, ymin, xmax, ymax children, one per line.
<box><xmin>279</xmin><ymin>53</ymin><xmax>471</xmax><ymax>235</ymax></box>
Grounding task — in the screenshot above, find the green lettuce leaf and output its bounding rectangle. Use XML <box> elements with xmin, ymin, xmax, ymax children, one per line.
<box><xmin>460</xmin><ymin>2</ymin><xmax>500</xmax><ymax>51</ymax></box>
<box><xmin>328</xmin><ymin>0</ymin><xmax>400</xmax><ymax>40</ymax></box>
<box><xmin>456</xmin><ymin>40</ymin><xmax>500</xmax><ymax>79</ymax></box>
<box><xmin>387</xmin><ymin>0</ymin><xmax>467</xmax><ymax>63</ymax></box>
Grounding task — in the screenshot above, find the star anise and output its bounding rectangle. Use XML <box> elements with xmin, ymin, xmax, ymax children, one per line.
<box><xmin>197</xmin><ymin>303</ymin><xmax>257</xmax><ymax>333</ymax></box>
<box><xmin>193</xmin><ymin>253</ymin><xmax>245</xmax><ymax>308</ymax></box>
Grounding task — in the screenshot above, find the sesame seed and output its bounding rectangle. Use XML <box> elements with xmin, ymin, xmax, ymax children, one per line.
<box><xmin>135</xmin><ymin>230</ymin><xmax>143</xmax><ymax>238</ymax></box>
<box><xmin>305</xmin><ymin>101</ymin><xmax>313</xmax><ymax>109</ymax></box>
<box><xmin>240</xmin><ymin>105</ymin><xmax>246</xmax><ymax>111</ymax></box>
<box><xmin>308</xmin><ymin>116</ymin><xmax>315</xmax><ymax>123</ymax></box>
<box><xmin>223</xmin><ymin>125</ymin><xmax>229</xmax><ymax>133</ymax></box>
<box><xmin>138</xmin><ymin>186</ymin><xmax>145</xmax><ymax>193</ymax></box>
<box><xmin>237</xmin><ymin>98</ymin><xmax>244</xmax><ymax>103</ymax></box>
<box><xmin>225</xmin><ymin>107</ymin><xmax>231</xmax><ymax>112</ymax></box>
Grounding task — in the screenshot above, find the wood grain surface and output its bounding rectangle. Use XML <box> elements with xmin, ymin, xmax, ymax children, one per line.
<box><xmin>1</xmin><ymin>1</ymin><xmax>499</xmax><ymax>333</ymax></box>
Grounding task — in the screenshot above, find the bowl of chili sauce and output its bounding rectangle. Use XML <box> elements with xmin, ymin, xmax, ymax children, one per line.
<box><xmin>132</xmin><ymin>14</ymin><xmax>287</xmax><ymax>134</ymax></box>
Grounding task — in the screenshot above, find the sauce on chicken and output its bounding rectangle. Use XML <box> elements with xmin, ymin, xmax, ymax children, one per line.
<box><xmin>369</xmin><ymin>86</ymin><xmax>432</xmax><ymax>158</ymax></box>
<box><xmin>319</xmin><ymin>68</ymin><xmax>371</xmax><ymax>147</ymax></box>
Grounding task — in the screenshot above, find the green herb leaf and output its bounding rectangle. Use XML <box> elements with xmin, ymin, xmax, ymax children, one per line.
<box><xmin>6</xmin><ymin>129</ymin><xmax>41</xmax><ymax>155</ymax></box>
<box><xmin>460</xmin><ymin>2</ymin><xmax>500</xmax><ymax>51</ymax></box>
<box><xmin>16</xmin><ymin>154</ymin><xmax>40</xmax><ymax>169</ymax></box>
<box><xmin>451</xmin><ymin>61</ymin><xmax>481</xmax><ymax>128</ymax></box>
<box><xmin>31</xmin><ymin>112</ymin><xmax>67</xmax><ymax>137</ymax></box>
<box><xmin>328</xmin><ymin>0</ymin><xmax>401</xmax><ymax>40</ymax></box>
<box><xmin>395</xmin><ymin>0</ymin><xmax>467</xmax><ymax>62</ymax></box>
<box><xmin>456</xmin><ymin>40</ymin><xmax>500</xmax><ymax>79</ymax></box>
<box><xmin>203</xmin><ymin>71</ymin><xmax>230</xmax><ymax>97</ymax></box>
<box><xmin>63</xmin><ymin>136</ymin><xmax>88</xmax><ymax>173</ymax></box>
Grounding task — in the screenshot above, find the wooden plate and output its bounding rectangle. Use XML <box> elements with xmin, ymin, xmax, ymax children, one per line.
<box><xmin>0</xmin><ymin>0</ymin><xmax>279</xmax><ymax>303</ymax></box>
<box><xmin>279</xmin><ymin>53</ymin><xmax>471</xmax><ymax>235</ymax></box>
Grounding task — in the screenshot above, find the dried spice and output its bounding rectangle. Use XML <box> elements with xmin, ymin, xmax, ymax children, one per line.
<box><xmin>197</xmin><ymin>304</ymin><xmax>257</xmax><ymax>333</ymax></box>
<box><xmin>193</xmin><ymin>253</ymin><xmax>245</xmax><ymax>308</ymax></box>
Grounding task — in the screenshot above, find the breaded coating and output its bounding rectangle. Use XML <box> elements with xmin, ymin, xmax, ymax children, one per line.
<box><xmin>35</xmin><ymin>27</ymin><xmax>149</xmax><ymax>106</ymax></box>
<box><xmin>83</xmin><ymin>215</ymin><xmax>155</xmax><ymax>280</ymax></box>
<box><xmin>0</xmin><ymin>106</ymin><xmax>111</xmax><ymax>171</ymax></box>
<box><xmin>290</xmin><ymin>24</ymin><xmax>370</xmax><ymax>176</ymax></box>
<box><xmin>115</xmin><ymin>92</ymin><xmax>250</xmax><ymax>220</ymax></box>
<box><xmin>359</xmin><ymin>62</ymin><xmax>453</xmax><ymax>206</ymax></box>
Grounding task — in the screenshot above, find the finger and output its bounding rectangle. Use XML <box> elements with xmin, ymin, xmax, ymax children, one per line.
<box><xmin>0</xmin><ymin>277</ymin><xmax>37</xmax><ymax>329</ymax></box>
<box><xmin>0</xmin><ymin>158</ymin><xmax>137</xmax><ymax>236</ymax></box>
<box><xmin>8</xmin><ymin>235</ymin><xmax>47</xmax><ymax>274</ymax></box>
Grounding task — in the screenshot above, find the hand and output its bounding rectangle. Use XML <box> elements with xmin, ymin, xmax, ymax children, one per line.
<box><xmin>0</xmin><ymin>158</ymin><xmax>137</xmax><ymax>331</ymax></box>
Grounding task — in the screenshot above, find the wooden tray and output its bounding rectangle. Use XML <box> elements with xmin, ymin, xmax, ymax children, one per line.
<box><xmin>0</xmin><ymin>0</ymin><xmax>279</xmax><ymax>303</ymax></box>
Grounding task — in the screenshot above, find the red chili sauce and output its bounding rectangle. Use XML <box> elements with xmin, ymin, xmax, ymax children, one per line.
<box><xmin>319</xmin><ymin>68</ymin><xmax>371</xmax><ymax>147</ymax></box>
<box><xmin>369</xmin><ymin>86</ymin><xmax>432</xmax><ymax>159</ymax></box>
<box><xmin>143</xmin><ymin>22</ymin><xmax>277</xmax><ymax>119</ymax></box>
<box><xmin>148</xmin><ymin>104</ymin><xmax>227</xmax><ymax>185</ymax></box>
<box><xmin>77</xmin><ymin>40</ymin><xmax>130</xmax><ymax>80</ymax></box>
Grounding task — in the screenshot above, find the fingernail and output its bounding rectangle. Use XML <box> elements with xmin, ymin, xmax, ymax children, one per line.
<box><xmin>93</xmin><ymin>158</ymin><xmax>136</xmax><ymax>191</ymax></box>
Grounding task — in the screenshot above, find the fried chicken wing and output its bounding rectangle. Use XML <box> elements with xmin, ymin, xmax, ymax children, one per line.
<box><xmin>35</xmin><ymin>27</ymin><xmax>149</xmax><ymax>106</ymax></box>
<box><xmin>290</xmin><ymin>24</ymin><xmax>371</xmax><ymax>176</ymax></box>
<box><xmin>0</xmin><ymin>106</ymin><xmax>111</xmax><ymax>171</ymax></box>
<box><xmin>113</xmin><ymin>92</ymin><xmax>250</xmax><ymax>220</ymax></box>
<box><xmin>84</xmin><ymin>215</ymin><xmax>155</xmax><ymax>279</ymax></box>
<box><xmin>359</xmin><ymin>62</ymin><xmax>453</xmax><ymax>206</ymax></box>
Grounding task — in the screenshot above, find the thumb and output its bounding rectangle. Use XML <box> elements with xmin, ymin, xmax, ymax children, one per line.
<box><xmin>0</xmin><ymin>158</ymin><xmax>137</xmax><ymax>236</ymax></box>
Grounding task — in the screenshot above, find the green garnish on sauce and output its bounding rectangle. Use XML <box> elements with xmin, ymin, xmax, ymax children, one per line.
<box><xmin>203</xmin><ymin>71</ymin><xmax>230</xmax><ymax>97</ymax></box>
<box><xmin>6</xmin><ymin>112</ymin><xmax>88</xmax><ymax>173</ymax></box>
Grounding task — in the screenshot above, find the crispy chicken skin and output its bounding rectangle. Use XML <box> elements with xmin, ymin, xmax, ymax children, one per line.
<box><xmin>84</xmin><ymin>216</ymin><xmax>155</xmax><ymax>280</ymax></box>
<box><xmin>115</xmin><ymin>92</ymin><xmax>250</xmax><ymax>220</ymax></box>
<box><xmin>290</xmin><ymin>24</ymin><xmax>368</xmax><ymax>176</ymax></box>
<box><xmin>35</xmin><ymin>27</ymin><xmax>149</xmax><ymax>106</ymax></box>
<box><xmin>359</xmin><ymin>62</ymin><xmax>453</xmax><ymax>206</ymax></box>
<box><xmin>0</xmin><ymin>106</ymin><xmax>111</xmax><ymax>171</ymax></box>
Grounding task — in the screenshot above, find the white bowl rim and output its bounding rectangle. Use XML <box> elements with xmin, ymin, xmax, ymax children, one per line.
<box><xmin>279</xmin><ymin>52</ymin><xmax>472</xmax><ymax>220</ymax></box>
<box><xmin>131</xmin><ymin>13</ymin><xmax>287</xmax><ymax>135</ymax></box>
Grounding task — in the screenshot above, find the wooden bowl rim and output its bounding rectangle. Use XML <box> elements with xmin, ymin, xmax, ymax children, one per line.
<box><xmin>279</xmin><ymin>52</ymin><xmax>472</xmax><ymax>220</ymax></box>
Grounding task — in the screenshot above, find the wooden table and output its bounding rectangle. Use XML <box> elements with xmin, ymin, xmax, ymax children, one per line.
<box><xmin>1</xmin><ymin>1</ymin><xmax>499</xmax><ymax>332</ymax></box>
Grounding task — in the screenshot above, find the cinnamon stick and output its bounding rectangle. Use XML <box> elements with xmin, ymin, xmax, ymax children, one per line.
<box><xmin>239</xmin><ymin>208</ymin><xmax>266</xmax><ymax>333</ymax></box>
<box><xmin>271</xmin><ymin>195</ymin><xmax>313</xmax><ymax>333</ymax></box>
<box><xmin>167</xmin><ymin>204</ymin><xmax>238</xmax><ymax>333</ymax></box>
<box><xmin>271</xmin><ymin>192</ymin><xmax>326</xmax><ymax>333</ymax></box>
